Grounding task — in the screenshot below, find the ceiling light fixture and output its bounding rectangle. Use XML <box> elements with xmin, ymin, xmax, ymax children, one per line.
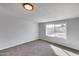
<box><xmin>23</xmin><ymin>3</ymin><xmax>34</xmax><ymax>11</ymax></box>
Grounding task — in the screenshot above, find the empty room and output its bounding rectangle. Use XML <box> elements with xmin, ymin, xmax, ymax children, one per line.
<box><xmin>0</xmin><ymin>3</ymin><xmax>79</xmax><ymax>56</ymax></box>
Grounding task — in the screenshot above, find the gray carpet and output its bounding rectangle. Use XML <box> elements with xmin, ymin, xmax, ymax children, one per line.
<box><xmin>0</xmin><ymin>40</ymin><xmax>57</xmax><ymax>56</ymax></box>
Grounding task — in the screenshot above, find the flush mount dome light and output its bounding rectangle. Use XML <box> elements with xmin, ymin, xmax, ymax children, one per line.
<box><xmin>23</xmin><ymin>3</ymin><xmax>34</xmax><ymax>11</ymax></box>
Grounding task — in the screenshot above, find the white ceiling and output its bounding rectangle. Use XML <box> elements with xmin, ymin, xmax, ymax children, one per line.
<box><xmin>0</xmin><ymin>3</ymin><xmax>79</xmax><ymax>22</ymax></box>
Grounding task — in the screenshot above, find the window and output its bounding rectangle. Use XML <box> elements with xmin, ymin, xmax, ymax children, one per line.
<box><xmin>46</xmin><ymin>24</ymin><xmax>67</xmax><ymax>39</ymax></box>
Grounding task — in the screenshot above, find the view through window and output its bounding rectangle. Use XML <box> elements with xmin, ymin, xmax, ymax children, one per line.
<box><xmin>46</xmin><ymin>24</ymin><xmax>67</xmax><ymax>39</ymax></box>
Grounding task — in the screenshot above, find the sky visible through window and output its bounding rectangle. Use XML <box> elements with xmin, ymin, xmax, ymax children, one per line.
<box><xmin>46</xmin><ymin>24</ymin><xmax>67</xmax><ymax>39</ymax></box>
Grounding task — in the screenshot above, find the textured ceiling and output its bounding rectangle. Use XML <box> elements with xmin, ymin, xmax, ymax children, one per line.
<box><xmin>0</xmin><ymin>3</ymin><xmax>79</xmax><ymax>22</ymax></box>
